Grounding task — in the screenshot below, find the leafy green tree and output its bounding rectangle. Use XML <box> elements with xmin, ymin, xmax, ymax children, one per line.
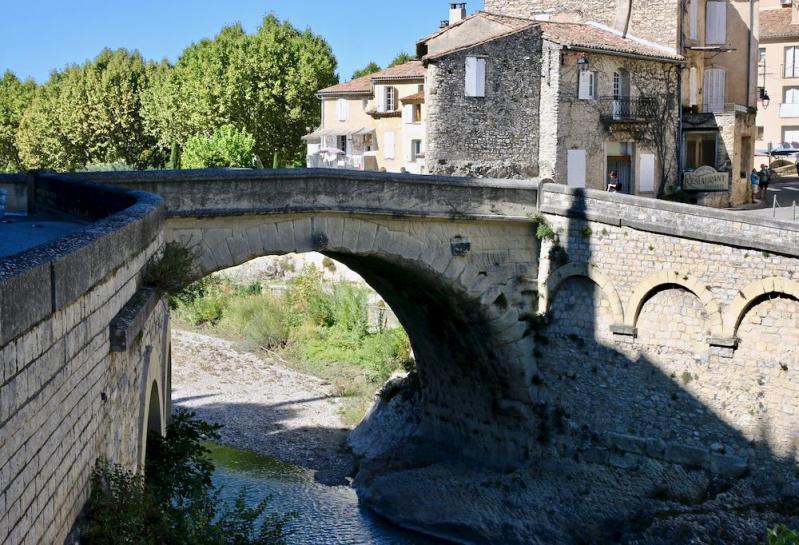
<box><xmin>182</xmin><ymin>125</ymin><xmax>255</xmax><ymax>169</ymax></box>
<box><xmin>351</xmin><ymin>61</ymin><xmax>381</xmax><ymax>80</ymax></box>
<box><xmin>389</xmin><ymin>52</ymin><xmax>413</xmax><ymax>67</ymax></box>
<box><xmin>17</xmin><ymin>48</ymin><xmax>163</xmax><ymax>171</ymax></box>
<box><xmin>142</xmin><ymin>15</ymin><xmax>337</xmax><ymax>168</ymax></box>
<box><xmin>0</xmin><ymin>71</ymin><xmax>36</xmax><ymax>171</ymax></box>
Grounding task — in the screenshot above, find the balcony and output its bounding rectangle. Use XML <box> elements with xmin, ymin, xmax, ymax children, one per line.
<box><xmin>780</xmin><ymin>103</ymin><xmax>799</xmax><ymax>118</ymax></box>
<box><xmin>598</xmin><ymin>97</ymin><xmax>659</xmax><ymax>124</ymax></box>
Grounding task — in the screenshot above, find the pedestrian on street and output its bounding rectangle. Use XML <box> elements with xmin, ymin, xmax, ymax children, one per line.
<box><xmin>607</xmin><ymin>170</ymin><xmax>619</xmax><ymax>192</ymax></box>
<box><xmin>750</xmin><ymin>168</ymin><xmax>761</xmax><ymax>203</ymax></box>
<box><xmin>759</xmin><ymin>164</ymin><xmax>770</xmax><ymax>197</ymax></box>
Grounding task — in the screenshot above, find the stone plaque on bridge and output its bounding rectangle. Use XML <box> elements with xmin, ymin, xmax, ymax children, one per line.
<box><xmin>683</xmin><ymin>166</ymin><xmax>729</xmax><ymax>192</ymax></box>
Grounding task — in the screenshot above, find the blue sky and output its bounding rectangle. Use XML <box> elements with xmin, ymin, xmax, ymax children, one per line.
<box><xmin>0</xmin><ymin>1</ymin><xmax>484</xmax><ymax>83</ymax></box>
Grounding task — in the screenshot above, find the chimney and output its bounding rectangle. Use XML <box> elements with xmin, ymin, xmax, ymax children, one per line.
<box><xmin>449</xmin><ymin>3</ymin><xmax>467</xmax><ymax>25</ymax></box>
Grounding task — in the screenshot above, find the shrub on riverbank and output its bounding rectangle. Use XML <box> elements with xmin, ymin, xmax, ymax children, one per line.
<box><xmin>171</xmin><ymin>266</ymin><xmax>413</xmax><ymax>424</ymax></box>
<box><xmin>83</xmin><ymin>410</ymin><xmax>294</xmax><ymax>545</ymax></box>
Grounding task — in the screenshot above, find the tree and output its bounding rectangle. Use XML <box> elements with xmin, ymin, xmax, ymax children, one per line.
<box><xmin>389</xmin><ymin>52</ymin><xmax>413</xmax><ymax>67</ymax></box>
<box><xmin>17</xmin><ymin>48</ymin><xmax>163</xmax><ymax>171</ymax></box>
<box><xmin>0</xmin><ymin>71</ymin><xmax>36</xmax><ymax>171</ymax></box>
<box><xmin>142</xmin><ymin>14</ymin><xmax>338</xmax><ymax>168</ymax></box>
<box><xmin>351</xmin><ymin>61</ymin><xmax>381</xmax><ymax>80</ymax></box>
<box><xmin>182</xmin><ymin>125</ymin><xmax>255</xmax><ymax>169</ymax></box>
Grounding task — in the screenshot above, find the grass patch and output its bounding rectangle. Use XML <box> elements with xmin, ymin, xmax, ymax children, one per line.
<box><xmin>172</xmin><ymin>266</ymin><xmax>413</xmax><ymax>425</ymax></box>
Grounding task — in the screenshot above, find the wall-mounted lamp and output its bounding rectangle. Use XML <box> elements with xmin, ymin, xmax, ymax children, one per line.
<box><xmin>576</xmin><ymin>53</ymin><xmax>590</xmax><ymax>72</ymax></box>
<box><xmin>759</xmin><ymin>87</ymin><xmax>771</xmax><ymax>109</ymax></box>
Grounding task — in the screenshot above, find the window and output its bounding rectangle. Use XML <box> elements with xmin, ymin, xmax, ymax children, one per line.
<box><xmin>411</xmin><ymin>139</ymin><xmax>423</xmax><ymax>160</ymax></box>
<box><xmin>613</xmin><ymin>70</ymin><xmax>629</xmax><ymax>99</ymax></box>
<box><xmin>785</xmin><ymin>87</ymin><xmax>799</xmax><ymax>104</ymax></box>
<box><xmin>688</xmin><ymin>0</ymin><xmax>698</xmax><ymax>40</ymax></box>
<box><xmin>786</xmin><ymin>47</ymin><xmax>799</xmax><ymax>78</ymax></box>
<box><xmin>465</xmin><ymin>56</ymin><xmax>486</xmax><ymax>97</ymax></box>
<box><xmin>337</xmin><ymin>135</ymin><xmax>347</xmax><ymax>153</ymax></box>
<box><xmin>383</xmin><ymin>131</ymin><xmax>395</xmax><ymax>159</ymax></box>
<box><xmin>578</xmin><ymin>71</ymin><xmax>597</xmax><ymax>100</ymax></box>
<box><xmin>376</xmin><ymin>86</ymin><xmax>396</xmax><ymax>112</ymax></box>
<box><xmin>706</xmin><ymin>0</ymin><xmax>727</xmax><ymax>45</ymax></box>
<box><xmin>684</xmin><ymin>132</ymin><xmax>717</xmax><ymax>169</ymax></box>
<box><xmin>703</xmin><ymin>67</ymin><xmax>726</xmax><ymax>113</ymax></box>
<box><xmin>783</xmin><ymin>127</ymin><xmax>799</xmax><ymax>144</ymax></box>
<box><xmin>413</xmin><ymin>103</ymin><xmax>422</xmax><ymax>123</ymax></box>
<box><xmin>757</xmin><ymin>126</ymin><xmax>764</xmax><ymax>140</ymax></box>
<box><xmin>362</xmin><ymin>99</ymin><xmax>369</xmax><ymax>111</ymax></box>
<box><xmin>336</xmin><ymin>99</ymin><xmax>348</xmax><ymax>122</ymax></box>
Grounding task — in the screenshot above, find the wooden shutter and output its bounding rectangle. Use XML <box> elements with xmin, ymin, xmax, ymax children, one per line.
<box><xmin>402</xmin><ymin>104</ymin><xmax>413</xmax><ymax>124</ymax></box>
<box><xmin>383</xmin><ymin>131</ymin><xmax>395</xmax><ymax>159</ymax></box>
<box><xmin>567</xmin><ymin>149</ymin><xmax>586</xmax><ymax>188</ymax></box>
<box><xmin>403</xmin><ymin>138</ymin><xmax>413</xmax><ymax>162</ymax></box>
<box><xmin>703</xmin><ymin>68</ymin><xmax>726</xmax><ymax>113</ymax></box>
<box><xmin>337</xmin><ymin>99</ymin><xmax>348</xmax><ymax>122</ymax></box>
<box><xmin>640</xmin><ymin>154</ymin><xmax>656</xmax><ymax>193</ymax></box>
<box><xmin>689</xmin><ymin>67</ymin><xmax>698</xmax><ymax>106</ymax></box>
<box><xmin>706</xmin><ymin>1</ymin><xmax>727</xmax><ymax>45</ymax></box>
<box><xmin>475</xmin><ymin>57</ymin><xmax>486</xmax><ymax>97</ymax></box>
<box><xmin>465</xmin><ymin>57</ymin><xmax>477</xmax><ymax>96</ymax></box>
<box><xmin>578</xmin><ymin>71</ymin><xmax>591</xmax><ymax>100</ymax></box>
<box><xmin>689</xmin><ymin>0</ymin><xmax>698</xmax><ymax>40</ymax></box>
<box><xmin>787</xmin><ymin>47</ymin><xmax>797</xmax><ymax>78</ymax></box>
<box><xmin>376</xmin><ymin>85</ymin><xmax>386</xmax><ymax>113</ymax></box>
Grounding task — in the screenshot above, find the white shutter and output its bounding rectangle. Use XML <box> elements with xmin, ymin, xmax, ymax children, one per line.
<box><xmin>402</xmin><ymin>104</ymin><xmax>413</xmax><ymax>124</ymax></box>
<box><xmin>383</xmin><ymin>131</ymin><xmax>395</xmax><ymax>159</ymax></box>
<box><xmin>640</xmin><ymin>153</ymin><xmax>656</xmax><ymax>193</ymax></box>
<box><xmin>567</xmin><ymin>149</ymin><xmax>587</xmax><ymax>188</ymax></box>
<box><xmin>578</xmin><ymin>71</ymin><xmax>592</xmax><ymax>100</ymax></box>
<box><xmin>689</xmin><ymin>67</ymin><xmax>697</xmax><ymax>106</ymax></box>
<box><xmin>703</xmin><ymin>68</ymin><xmax>726</xmax><ymax>113</ymax></box>
<box><xmin>337</xmin><ymin>99</ymin><xmax>348</xmax><ymax>122</ymax></box>
<box><xmin>706</xmin><ymin>1</ymin><xmax>727</xmax><ymax>45</ymax></box>
<box><xmin>787</xmin><ymin>88</ymin><xmax>799</xmax><ymax>104</ymax></box>
<box><xmin>475</xmin><ymin>57</ymin><xmax>486</xmax><ymax>97</ymax></box>
<box><xmin>787</xmin><ymin>48</ymin><xmax>797</xmax><ymax>78</ymax></box>
<box><xmin>403</xmin><ymin>138</ymin><xmax>413</xmax><ymax>162</ymax></box>
<box><xmin>465</xmin><ymin>56</ymin><xmax>477</xmax><ymax>96</ymax></box>
<box><xmin>689</xmin><ymin>0</ymin><xmax>698</xmax><ymax>40</ymax></box>
<box><xmin>376</xmin><ymin>85</ymin><xmax>386</xmax><ymax>113</ymax></box>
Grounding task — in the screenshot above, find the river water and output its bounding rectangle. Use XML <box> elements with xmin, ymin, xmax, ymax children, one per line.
<box><xmin>208</xmin><ymin>443</ymin><xmax>449</xmax><ymax>545</ymax></box>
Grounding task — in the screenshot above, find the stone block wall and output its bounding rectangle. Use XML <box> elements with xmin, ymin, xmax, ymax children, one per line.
<box><xmin>0</xmin><ymin>177</ymin><xmax>166</xmax><ymax>545</ymax></box>
<box><xmin>426</xmin><ymin>28</ymin><xmax>543</xmax><ymax>178</ymax></box>
<box><xmin>536</xmin><ymin>183</ymin><xmax>799</xmax><ymax>479</ymax></box>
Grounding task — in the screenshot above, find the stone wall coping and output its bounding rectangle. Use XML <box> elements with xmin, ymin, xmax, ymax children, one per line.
<box><xmin>540</xmin><ymin>182</ymin><xmax>799</xmax><ymax>257</ymax></box>
<box><xmin>0</xmin><ymin>177</ymin><xmax>164</xmax><ymax>345</ymax></box>
<box><xmin>109</xmin><ymin>287</ymin><xmax>161</xmax><ymax>353</ymax></box>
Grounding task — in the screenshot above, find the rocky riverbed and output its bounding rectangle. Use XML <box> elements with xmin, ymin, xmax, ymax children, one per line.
<box><xmin>170</xmin><ymin>328</ymin><xmax>357</xmax><ymax>484</ymax></box>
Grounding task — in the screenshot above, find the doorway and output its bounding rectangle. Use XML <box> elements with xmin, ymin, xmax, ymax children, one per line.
<box><xmin>607</xmin><ymin>141</ymin><xmax>634</xmax><ymax>193</ymax></box>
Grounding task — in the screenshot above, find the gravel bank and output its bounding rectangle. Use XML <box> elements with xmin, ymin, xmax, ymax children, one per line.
<box><xmin>170</xmin><ymin>328</ymin><xmax>356</xmax><ymax>484</ymax></box>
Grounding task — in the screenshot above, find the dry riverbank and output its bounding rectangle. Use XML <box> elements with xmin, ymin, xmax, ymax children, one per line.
<box><xmin>170</xmin><ymin>327</ymin><xmax>357</xmax><ymax>484</ymax></box>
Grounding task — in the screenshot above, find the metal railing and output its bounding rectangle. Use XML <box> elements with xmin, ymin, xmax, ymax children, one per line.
<box><xmin>598</xmin><ymin>96</ymin><xmax>659</xmax><ymax>123</ymax></box>
<box><xmin>772</xmin><ymin>197</ymin><xmax>798</xmax><ymax>221</ymax></box>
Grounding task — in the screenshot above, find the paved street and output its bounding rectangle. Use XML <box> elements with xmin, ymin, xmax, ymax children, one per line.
<box><xmin>741</xmin><ymin>177</ymin><xmax>799</xmax><ymax>222</ymax></box>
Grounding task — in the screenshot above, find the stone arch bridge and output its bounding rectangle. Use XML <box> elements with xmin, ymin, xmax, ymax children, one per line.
<box><xmin>1</xmin><ymin>169</ymin><xmax>798</xmax><ymax>544</ymax></box>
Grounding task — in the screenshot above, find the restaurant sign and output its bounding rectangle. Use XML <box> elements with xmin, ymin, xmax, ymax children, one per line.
<box><xmin>683</xmin><ymin>166</ymin><xmax>729</xmax><ymax>192</ymax></box>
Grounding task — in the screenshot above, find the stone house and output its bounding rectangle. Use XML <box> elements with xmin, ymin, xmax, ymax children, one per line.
<box><xmin>304</xmin><ymin>61</ymin><xmax>427</xmax><ymax>174</ymax></box>
<box><xmin>420</xmin><ymin>11</ymin><xmax>684</xmax><ymax>195</ymax></box>
<box><xmin>756</xmin><ymin>0</ymin><xmax>799</xmax><ymax>159</ymax></box>
<box><xmin>480</xmin><ymin>0</ymin><xmax>759</xmax><ymax>205</ymax></box>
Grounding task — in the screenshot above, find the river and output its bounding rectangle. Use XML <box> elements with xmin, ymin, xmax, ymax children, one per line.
<box><xmin>208</xmin><ymin>442</ymin><xmax>449</xmax><ymax>544</ymax></box>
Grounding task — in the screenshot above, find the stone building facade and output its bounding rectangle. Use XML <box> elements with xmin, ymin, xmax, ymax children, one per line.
<box><xmin>480</xmin><ymin>0</ymin><xmax>760</xmax><ymax>205</ymax></box>
<box><xmin>421</xmin><ymin>12</ymin><xmax>683</xmax><ymax>194</ymax></box>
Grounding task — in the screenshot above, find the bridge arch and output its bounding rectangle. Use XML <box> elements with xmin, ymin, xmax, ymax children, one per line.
<box><xmin>624</xmin><ymin>270</ymin><xmax>723</xmax><ymax>339</ymax></box>
<box><xmin>541</xmin><ymin>262</ymin><xmax>624</xmax><ymax>326</ymax></box>
<box><xmin>722</xmin><ymin>277</ymin><xmax>799</xmax><ymax>339</ymax></box>
<box><xmin>168</xmin><ymin>213</ymin><xmax>540</xmax><ymax>463</ymax></box>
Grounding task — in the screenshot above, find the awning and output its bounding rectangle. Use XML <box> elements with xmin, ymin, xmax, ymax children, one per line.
<box><xmin>302</xmin><ymin>127</ymin><xmax>375</xmax><ymax>140</ymax></box>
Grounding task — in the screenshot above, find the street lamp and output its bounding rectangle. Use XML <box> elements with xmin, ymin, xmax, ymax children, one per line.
<box><xmin>759</xmin><ymin>87</ymin><xmax>771</xmax><ymax>109</ymax></box>
<box><xmin>576</xmin><ymin>53</ymin><xmax>589</xmax><ymax>72</ymax></box>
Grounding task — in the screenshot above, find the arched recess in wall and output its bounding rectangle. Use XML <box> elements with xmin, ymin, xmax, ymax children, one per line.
<box><xmin>168</xmin><ymin>214</ymin><xmax>539</xmax><ymax>463</ymax></box>
<box><xmin>542</xmin><ymin>262</ymin><xmax>624</xmax><ymax>326</ymax></box>
<box><xmin>137</xmin><ymin>346</ymin><xmax>165</xmax><ymax>468</ymax></box>
<box><xmin>624</xmin><ymin>270</ymin><xmax>723</xmax><ymax>338</ymax></box>
<box><xmin>723</xmin><ymin>277</ymin><xmax>799</xmax><ymax>339</ymax></box>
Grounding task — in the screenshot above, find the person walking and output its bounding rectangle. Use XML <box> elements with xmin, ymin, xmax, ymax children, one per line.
<box><xmin>607</xmin><ymin>171</ymin><xmax>619</xmax><ymax>192</ymax></box>
<box><xmin>759</xmin><ymin>164</ymin><xmax>770</xmax><ymax>200</ymax></box>
<box><xmin>750</xmin><ymin>168</ymin><xmax>761</xmax><ymax>203</ymax></box>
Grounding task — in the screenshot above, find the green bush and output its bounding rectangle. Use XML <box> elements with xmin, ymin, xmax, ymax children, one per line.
<box><xmin>220</xmin><ymin>294</ymin><xmax>288</xmax><ymax>350</ymax></box>
<box><xmin>144</xmin><ymin>242</ymin><xmax>195</xmax><ymax>295</ymax></box>
<box><xmin>767</xmin><ymin>526</ymin><xmax>799</xmax><ymax>545</ymax></box>
<box><xmin>182</xmin><ymin>125</ymin><xmax>255</xmax><ymax>169</ymax></box>
<box><xmin>83</xmin><ymin>410</ymin><xmax>294</xmax><ymax>545</ymax></box>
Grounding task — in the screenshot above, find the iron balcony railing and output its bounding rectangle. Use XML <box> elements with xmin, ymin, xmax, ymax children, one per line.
<box><xmin>598</xmin><ymin>96</ymin><xmax>659</xmax><ymax>123</ymax></box>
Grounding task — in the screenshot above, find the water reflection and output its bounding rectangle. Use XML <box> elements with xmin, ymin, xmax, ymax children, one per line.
<box><xmin>208</xmin><ymin>443</ymin><xmax>449</xmax><ymax>545</ymax></box>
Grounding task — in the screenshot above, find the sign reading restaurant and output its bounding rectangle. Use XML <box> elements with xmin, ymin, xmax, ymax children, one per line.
<box><xmin>683</xmin><ymin>165</ymin><xmax>729</xmax><ymax>191</ymax></box>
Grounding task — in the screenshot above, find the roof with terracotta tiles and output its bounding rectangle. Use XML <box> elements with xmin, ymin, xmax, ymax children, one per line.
<box><xmin>760</xmin><ymin>8</ymin><xmax>799</xmax><ymax>41</ymax></box>
<box><xmin>400</xmin><ymin>91</ymin><xmax>425</xmax><ymax>103</ymax></box>
<box><xmin>318</xmin><ymin>61</ymin><xmax>425</xmax><ymax>96</ymax></box>
<box><xmin>421</xmin><ymin>12</ymin><xmax>682</xmax><ymax>63</ymax></box>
